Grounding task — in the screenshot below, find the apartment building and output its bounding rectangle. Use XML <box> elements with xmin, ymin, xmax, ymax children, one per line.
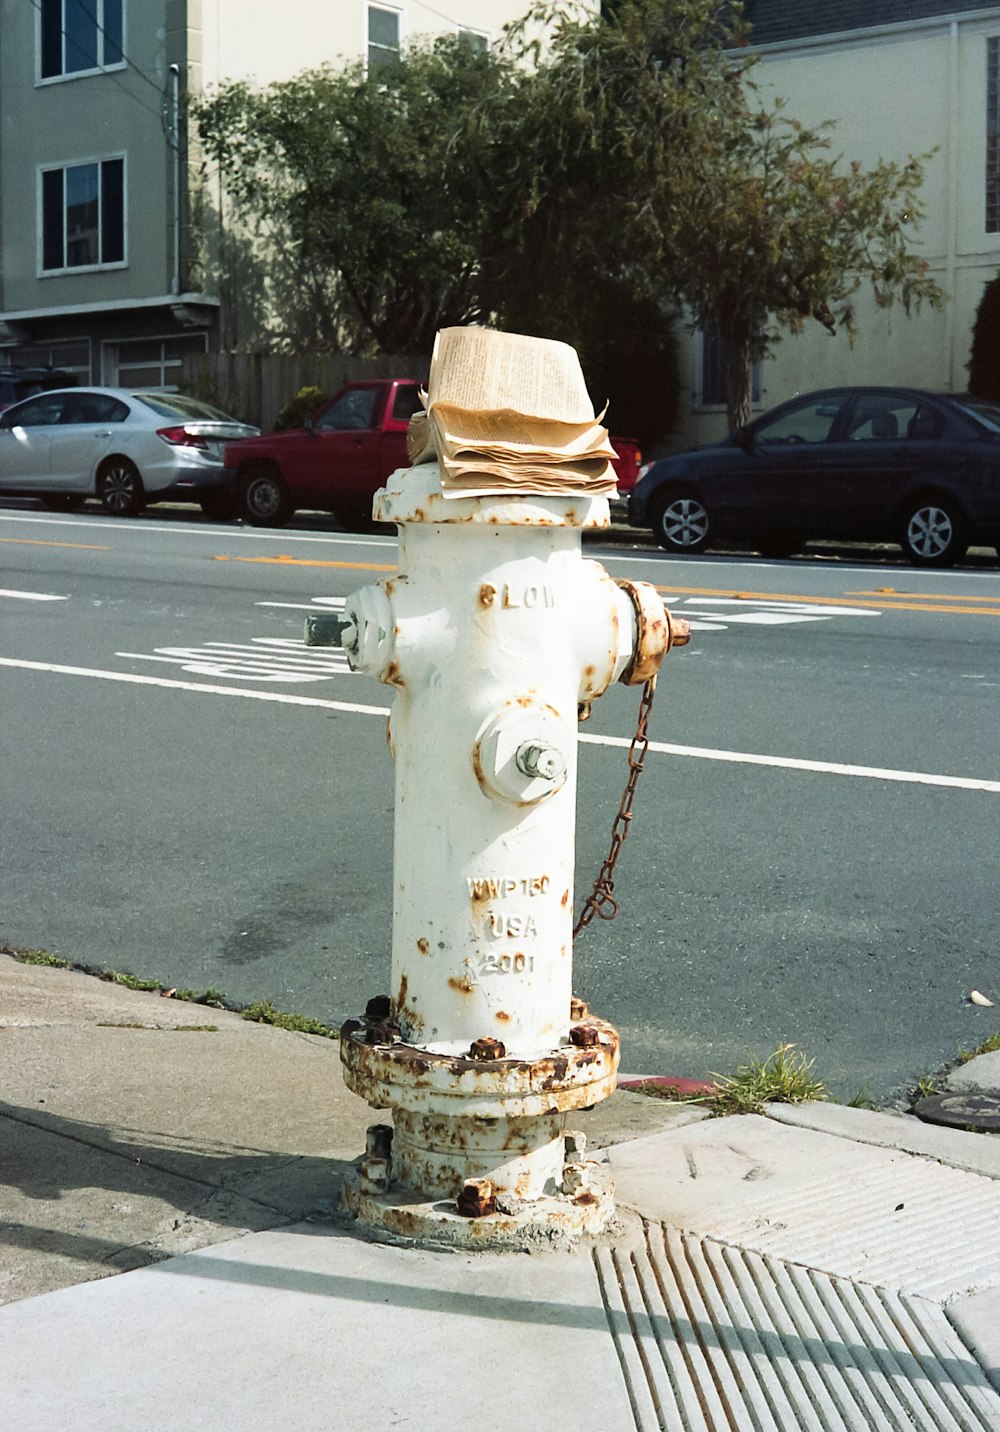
<box><xmin>0</xmin><ymin>0</ymin><xmax>528</xmax><ymax>387</ymax></box>
<box><xmin>680</xmin><ymin>0</ymin><xmax>1000</xmax><ymax>446</ymax></box>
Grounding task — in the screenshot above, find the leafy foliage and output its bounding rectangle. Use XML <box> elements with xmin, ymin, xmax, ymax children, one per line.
<box><xmin>967</xmin><ymin>273</ymin><xmax>1000</xmax><ymax>403</ymax></box>
<box><xmin>195</xmin><ymin>0</ymin><xmax>944</xmax><ymax>438</ymax></box>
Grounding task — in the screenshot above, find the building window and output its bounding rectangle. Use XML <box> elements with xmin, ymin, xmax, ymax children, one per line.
<box><xmin>40</xmin><ymin>0</ymin><xmax>124</xmax><ymax>81</ymax></box>
<box><xmin>1</xmin><ymin>340</ymin><xmax>92</xmax><ymax>382</ymax></box>
<box><xmin>988</xmin><ymin>38</ymin><xmax>1000</xmax><ymax>231</ymax></box>
<box><xmin>699</xmin><ymin>328</ymin><xmax>762</xmax><ymax>408</ymax></box>
<box><xmin>368</xmin><ymin>5</ymin><xmax>400</xmax><ymax>74</ymax></box>
<box><xmin>107</xmin><ymin>335</ymin><xmax>207</xmax><ymax>389</ymax></box>
<box><xmin>458</xmin><ymin>29</ymin><xmax>489</xmax><ymax>53</ymax></box>
<box><xmin>40</xmin><ymin>157</ymin><xmax>125</xmax><ymax>272</ymax></box>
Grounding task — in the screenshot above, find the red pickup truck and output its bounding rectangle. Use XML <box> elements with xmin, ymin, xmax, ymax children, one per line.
<box><xmin>223</xmin><ymin>378</ymin><xmax>641</xmax><ymax>528</ymax></box>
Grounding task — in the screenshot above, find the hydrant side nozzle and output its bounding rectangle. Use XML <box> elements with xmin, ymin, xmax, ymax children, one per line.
<box><xmin>615</xmin><ymin>578</ymin><xmax>685</xmax><ymax>685</ymax></box>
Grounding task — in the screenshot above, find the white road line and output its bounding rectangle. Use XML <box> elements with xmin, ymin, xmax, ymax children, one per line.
<box><xmin>580</xmin><ymin>731</ymin><xmax>1000</xmax><ymax>792</ymax></box>
<box><xmin>0</xmin><ymin>513</ymin><xmax>394</xmax><ymax>547</ymax></box>
<box><xmin>0</xmin><ymin>588</ymin><xmax>68</xmax><ymax>601</ymax></box>
<box><xmin>2</xmin><ymin>653</ymin><xmax>999</xmax><ymax>792</ymax></box>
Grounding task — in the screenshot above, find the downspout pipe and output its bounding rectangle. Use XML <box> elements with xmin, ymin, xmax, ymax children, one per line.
<box><xmin>169</xmin><ymin>63</ymin><xmax>181</xmax><ymax>297</ymax></box>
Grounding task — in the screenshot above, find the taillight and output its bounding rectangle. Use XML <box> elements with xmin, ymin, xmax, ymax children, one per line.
<box><xmin>157</xmin><ymin>425</ymin><xmax>208</xmax><ymax>449</ymax></box>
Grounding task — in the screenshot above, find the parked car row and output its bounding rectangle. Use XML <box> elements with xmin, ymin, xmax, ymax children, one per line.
<box><xmin>3</xmin><ymin>380</ymin><xmax>999</xmax><ymax>567</ymax></box>
<box><xmin>628</xmin><ymin>386</ymin><xmax>1000</xmax><ymax>567</ymax></box>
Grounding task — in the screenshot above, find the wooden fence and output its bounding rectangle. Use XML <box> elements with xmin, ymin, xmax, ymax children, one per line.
<box><xmin>179</xmin><ymin>351</ymin><xmax>430</xmax><ymax>431</ymax></box>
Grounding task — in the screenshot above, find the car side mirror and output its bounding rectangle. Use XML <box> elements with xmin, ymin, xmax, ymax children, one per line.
<box><xmin>303</xmin><ymin>415</ymin><xmax>316</xmax><ymax>435</ymax></box>
<box><xmin>733</xmin><ymin>425</ymin><xmax>752</xmax><ymax>452</ymax></box>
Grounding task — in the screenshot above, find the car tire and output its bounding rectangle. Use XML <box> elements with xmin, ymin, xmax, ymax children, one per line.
<box><xmin>900</xmin><ymin>494</ymin><xmax>968</xmax><ymax>567</ymax></box>
<box><xmin>651</xmin><ymin>488</ymin><xmax>711</xmax><ymax>554</ymax></box>
<box><xmin>97</xmin><ymin>459</ymin><xmax>145</xmax><ymax>517</ymax></box>
<box><xmin>240</xmin><ymin>467</ymin><xmax>293</xmax><ymax>527</ymax></box>
<box><xmin>40</xmin><ymin>494</ymin><xmax>83</xmax><ymax>512</ymax></box>
<box><xmin>200</xmin><ymin>492</ymin><xmax>237</xmax><ymax>521</ymax></box>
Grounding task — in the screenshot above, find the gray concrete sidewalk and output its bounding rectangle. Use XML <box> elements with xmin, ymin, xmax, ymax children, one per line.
<box><xmin>2</xmin><ymin>953</ymin><xmax>999</xmax><ymax>1431</ymax></box>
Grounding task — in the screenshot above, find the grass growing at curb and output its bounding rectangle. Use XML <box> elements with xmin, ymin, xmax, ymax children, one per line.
<box><xmin>240</xmin><ymin>1000</ymin><xmax>340</xmax><ymax>1040</ymax></box>
<box><xmin>4</xmin><ymin>947</ymin><xmax>70</xmax><ymax>968</ymax></box>
<box><xmin>628</xmin><ymin>1043</ymin><xmax>828</xmax><ymax>1116</ymax></box>
<box><xmin>2</xmin><ymin>943</ymin><xmax>338</xmax><ymax>1038</ymax></box>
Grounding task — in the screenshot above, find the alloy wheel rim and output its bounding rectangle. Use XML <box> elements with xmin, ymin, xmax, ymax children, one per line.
<box><xmin>663</xmin><ymin>498</ymin><xmax>708</xmax><ymax>547</ymax></box>
<box><xmin>103</xmin><ymin>468</ymin><xmax>135</xmax><ymax>512</ymax></box>
<box><xmin>909</xmin><ymin>506</ymin><xmax>952</xmax><ymax>558</ymax></box>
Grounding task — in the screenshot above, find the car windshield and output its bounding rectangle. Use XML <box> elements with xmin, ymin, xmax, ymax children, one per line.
<box><xmin>952</xmin><ymin>397</ymin><xmax>1000</xmax><ymax>434</ymax></box>
<box><xmin>135</xmin><ymin>393</ymin><xmax>236</xmax><ymax>422</ymax></box>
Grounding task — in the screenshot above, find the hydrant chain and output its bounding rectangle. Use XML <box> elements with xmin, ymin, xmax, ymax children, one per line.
<box><xmin>574</xmin><ymin>676</ymin><xmax>657</xmax><ymax>939</ymax></box>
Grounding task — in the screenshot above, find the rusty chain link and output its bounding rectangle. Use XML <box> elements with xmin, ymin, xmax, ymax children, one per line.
<box><xmin>574</xmin><ymin>675</ymin><xmax>657</xmax><ymax>939</ymax></box>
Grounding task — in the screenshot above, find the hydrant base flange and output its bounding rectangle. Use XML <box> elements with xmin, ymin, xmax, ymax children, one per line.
<box><xmin>340</xmin><ymin>1159</ymin><xmax>614</xmax><ymax>1252</ymax></box>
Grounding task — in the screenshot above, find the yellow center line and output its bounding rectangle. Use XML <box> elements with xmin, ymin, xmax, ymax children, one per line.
<box><xmin>847</xmin><ymin>589</ymin><xmax>1000</xmax><ymax>603</ymax></box>
<box><xmin>0</xmin><ymin>537</ymin><xmax>111</xmax><ymax>551</ymax></box>
<box><xmin>654</xmin><ymin>583</ymin><xmax>1000</xmax><ymax>617</ymax></box>
<box><xmin>213</xmin><ymin>554</ymin><xmax>394</xmax><ymax>572</ymax></box>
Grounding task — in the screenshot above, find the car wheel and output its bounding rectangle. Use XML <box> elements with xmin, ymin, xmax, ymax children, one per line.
<box><xmin>900</xmin><ymin>495</ymin><xmax>968</xmax><ymax>567</ymax></box>
<box><xmin>240</xmin><ymin>467</ymin><xmax>292</xmax><ymax>527</ymax></box>
<box><xmin>97</xmin><ymin>459</ymin><xmax>145</xmax><ymax>517</ymax></box>
<box><xmin>200</xmin><ymin>492</ymin><xmax>237</xmax><ymax>521</ymax></box>
<box><xmin>651</xmin><ymin>489</ymin><xmax>711</xmax><ymax>553</ymax></box>
<box><xmin>40</xmin><ymin>494</ymin><xmax>83</xmax><ymax>512</ymax></box>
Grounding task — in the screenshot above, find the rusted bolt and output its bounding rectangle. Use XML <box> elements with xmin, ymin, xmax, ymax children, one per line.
<box><xmin>570</xmin><ymin>1024</ymin><xmax>600</xmax><ymax>1048</ymax></box>
<box><xmin>358</xmin><ymin>1156</ymin><xmax>391</xmax><ymax>1193</ymax></box>
<box><xmin>457</xmin><ymin>1178</ymin><xmax>496</xmax><ymax>1218</ymax></box>
<box><xmin>569</xmin><ymin>997</ymin><xmax>589</xmax><ymax>1020</ymax></box>
<box><xmin>365</xmin><ymin>1124</ymin><xmax>393</xmax><ymax>1159</ymax></box>
<box><xmin>365</xmin><ymin>995</ymin><xmax>391</xmax><ymax>1019</ymax></box>
<box><xmin>469</xmin><ymin>1036</ymin><xmax>506</xmax><ymax>1061</ymax></box>
<box><xmin>669</xmin><ymin>614</ymin><xmax>692</xmax><ymax>648</ymax></box>
<box><xmin>564</xmin><ymin>1129</ymin><xmax>587</xmax><ymax>1160</ymax></box>
<box><xmin>562</xmin><ymin>1162</ymin><xmax>591</xmax><ymax>1196</ymax></box>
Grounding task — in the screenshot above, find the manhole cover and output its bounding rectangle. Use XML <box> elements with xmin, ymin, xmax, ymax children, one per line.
<box><xmin>913</xmin><ymin>1090</ymin><xmax>1000</xmax><ymax>1131</ymax></box>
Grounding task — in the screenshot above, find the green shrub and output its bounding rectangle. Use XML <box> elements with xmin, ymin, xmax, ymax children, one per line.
<box><xmin>274</xmin><ymin>385</ymin><xmax>326</xmax><ymax>432</ymax></box>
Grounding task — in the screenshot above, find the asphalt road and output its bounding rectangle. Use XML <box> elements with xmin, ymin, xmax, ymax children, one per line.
<box><xmin>2</xmin><ymin>499</ymin><xmax>998</xmax><ymax>1104</ymax></box>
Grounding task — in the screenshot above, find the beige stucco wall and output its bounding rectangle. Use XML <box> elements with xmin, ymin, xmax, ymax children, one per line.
<box><xmin>676</xmin><ymin>12</ymin><xmax>1000</xmax><ymax>451</ymax></box>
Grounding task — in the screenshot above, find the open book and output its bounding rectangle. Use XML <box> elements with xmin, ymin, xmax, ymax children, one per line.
<box><xmin>408</xmin><ymin>328</ymin><xmax>618</xmax><ymax>497</ymax></box>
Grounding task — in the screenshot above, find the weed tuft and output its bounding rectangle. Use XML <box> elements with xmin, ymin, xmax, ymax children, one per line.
<box><xmin>99</xmin><ymin>969</ymin><xmax>162</xmax><ymax>992</ymax></box>
<box><xmin>241</xmin><ymin>1000</ymin><xmax>339</xmax><ymax>1040</ymax></box>
<box><xmin>5</xmin><ymin>947</ymin><xmax>71</xmax><ymax>968</ymax></box>
<box><xmin>705</xmin><ymin>1043</ymin><xmax>828</xmax><ymax>1116</ymax></box>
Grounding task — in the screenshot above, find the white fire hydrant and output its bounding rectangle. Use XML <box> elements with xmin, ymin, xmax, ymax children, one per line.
<box><xmin>333</xmin><ymin>461</ymin><xmax>687</xmax><ymax>1248</ymax></box>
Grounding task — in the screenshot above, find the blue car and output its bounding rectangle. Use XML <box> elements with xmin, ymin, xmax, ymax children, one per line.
<box><xmin>628</xmin><ymin>386</ymin><xmax>1000</xmax><ymax>566</ymax></box>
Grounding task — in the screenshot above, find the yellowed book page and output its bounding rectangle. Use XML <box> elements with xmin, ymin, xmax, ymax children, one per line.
<box><xmin>428</xmin><ymin>328</ymin><xmax>594</xmax><ymax>423</ymax></box>
<box><xmin>440</xmin><ymin>455</ymin><xmax>615</xmax><ymax>487</ymax></box>
<box><xmin>431</xmin><ymin>405</ymin><xmax>615</xmax><ymax>460</ymax></box>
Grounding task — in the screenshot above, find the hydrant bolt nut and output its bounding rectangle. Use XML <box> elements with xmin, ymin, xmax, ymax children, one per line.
<box><xmin>469</xmin><ymin>1036</ymin><xmax>506</xmax><ymax>1062</ymax></box>
<box><xmin>569</xmin><ymin>997</ymin><xmax>590</xmax><ymax>1020</ymax></box>
<box><xmin>365</xmin><ymin>1124</ymin><xmax>394</xmax><ymax>1159</ymax></box>
<box><xmin>562</xmin><ymin>1163</ymin><xmax>591</xmax><ymax>1196</ymax></box>
<box><xmin>366</xmin><ymin>995</ymin><xmax>392</xmax><ymax>1019</ymax></box>
<box><xmin>570</xmin><ymin>1024</ymin><xmax>601</xmax><ymax>1048</ymax></box>
<box><xmin>564</xmin><ymin>1130</ymin><xmax>587</xmax><ymax>1159</ymax></box>
<box><xmin>515</xmin><ymin>741</ymin><xmax>566</xmax><ymax>782</ymax></box>
<box><xmin>457</xmin><ymin>1178</ymin><xmax>496</xmax><ymax>1218</ymax></box>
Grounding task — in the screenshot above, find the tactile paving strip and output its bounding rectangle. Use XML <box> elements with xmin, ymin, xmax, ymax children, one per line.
<box><xmin>597</xmin><ymin>1224</ymin><xmax>1000</xmax><ymax>1431</ymax></box>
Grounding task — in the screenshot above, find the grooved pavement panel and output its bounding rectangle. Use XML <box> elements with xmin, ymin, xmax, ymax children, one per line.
<box><xmin>598</xmin><ymin>1225</ymin><xmax>1000</xmax><ymax>1432</ymax></box>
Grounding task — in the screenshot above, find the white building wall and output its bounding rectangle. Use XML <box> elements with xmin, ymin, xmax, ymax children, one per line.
<box><xmin>677</xmin><ymin>13</ymin><xmax>1000</xmax><ymax>451</ymax></box>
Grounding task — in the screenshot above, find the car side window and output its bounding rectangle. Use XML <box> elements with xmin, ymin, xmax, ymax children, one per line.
<box><xmin>754</xmin><ymin>397</ymin><xmax>841</xmax><ymax>446</ymax></box>
<box><xmin>904</xmin><ymin>404</ymin><xmax>945</xmax><ymax>442</ymax></box>
<box><xmin>316</xmin><ymin>389</ymin><xmax>378</xmax><ymax>432</ymax></box>
<box><xmin>846</xmin><ymin>395</ymin><xmax>918</xmax><ymax>442</ymax></box>
<box><xmin>391</xmin><ymin>385</ymin><xmax>423</xmax><ymax>423</ymax></box>
<box><xmin>61</xmin><ymin>393</ymin><xmax>129</xmax><ymax>424</ymax></box>
<box><xmin>7</xmin><ymin>393</ymin><xmax>68</xmax><ymax>427</ymax></box>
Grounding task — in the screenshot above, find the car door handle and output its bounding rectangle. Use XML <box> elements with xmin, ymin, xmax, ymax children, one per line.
<box><xmin>92</xmin><ymin>430</ymin><xmax>112</xmax><ymax>438</ymax></box>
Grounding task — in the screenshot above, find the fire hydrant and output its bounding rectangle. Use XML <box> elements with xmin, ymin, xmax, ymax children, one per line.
<box><xmin>333</xmin><ymin>461</ymin><xmax>687</xmax><ymax>1248</ymax></box>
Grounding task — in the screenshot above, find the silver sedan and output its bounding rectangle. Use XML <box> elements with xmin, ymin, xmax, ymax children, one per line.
<box><xmin>0</xmin><ymin>387</ymin><xmax>258</xmax><ymax>518</ymax></box>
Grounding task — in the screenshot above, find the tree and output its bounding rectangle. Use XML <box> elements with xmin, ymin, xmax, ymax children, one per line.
<box><xmin>483</xmin><ymin>0</ymin><xmax>944</xmax><ymax>432</ymax></box>
<box><xmin>193</xmin><ymin>36</ymin><xmax>516</xmax><ymax>354</ymax></box>
<box><xmin>967</xmin><ymin>272</ymin><xmax>1000</xmax><ymax>403</ymax></box>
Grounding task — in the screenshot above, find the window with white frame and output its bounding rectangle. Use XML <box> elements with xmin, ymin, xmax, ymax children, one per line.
<box><xmin>108</xmin><ymin>335</ymin><xmax>207</xmax><ymax>389</ymax></box>
<box><xmin>40</xmin><ymin>0</ymin><xmax>124</xmax><ymax>81</ymax></box>
<box><xmin>3</xmin><ymin>341</ymin><xmax>92</xmax><ymax>381</ymax></box>
<box><xmin>41</xmin><ymin>157</ymin><xmax>125</xmax><ymax>272</ymax></box>
<box><xmin>988</xmin><ymin>37</ymin><xmax>1000</xmax><ymax>232</ymax></box>
<box><xmin>368</xmin><ymin>5</ymin><xmax>400</xmax><ymax>74</ymax></box>
<box><xmin>699</xmin><ymin>327</ymin><xmax>761</xmax><ymax>408</ymax></box>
